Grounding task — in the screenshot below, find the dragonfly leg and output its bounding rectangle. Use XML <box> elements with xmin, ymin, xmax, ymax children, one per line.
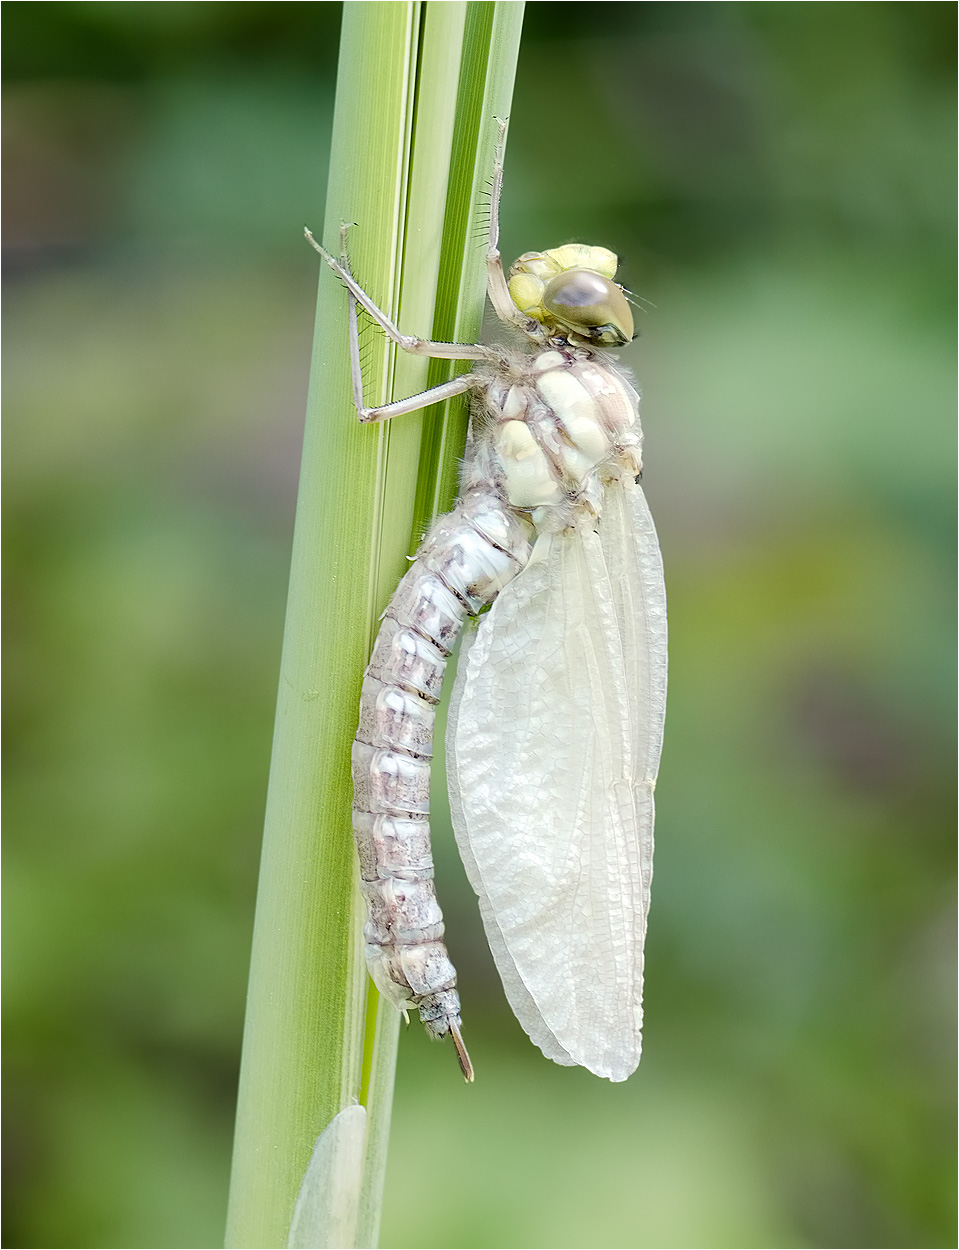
<box><xmin>333</xmin><ymin>227</ymin><xmax>370</xmax><ymax>418</ymax></box>
<box><xmin>305</xmin><ymin>227</ymin><xmax>491</xmax><ymax>362</ymax></box>
<box><xmin>485</xmin><ymin>118</ymin><xmax>533</xmax><ymax>332</ymax></box>
<box><xmin>355</xmin><ymin>372</ymin><xmax>479</xmax><ymax>425</ymax></box>
<box><xmin>329</xmin><ymin>233</ymin><xmax>480</xmax><ymax>422</ymax></box>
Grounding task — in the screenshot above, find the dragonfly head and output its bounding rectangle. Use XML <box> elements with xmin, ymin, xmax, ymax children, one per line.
<box><xmin>507</xmin><ymin>244</ymin><xmax>634</xmax><ymax>347</ymax></box>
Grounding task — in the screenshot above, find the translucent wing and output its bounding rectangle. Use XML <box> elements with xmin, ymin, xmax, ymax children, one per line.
<box><xmin>447</xmin><ymin>476</ymin><xmax>667</xmax><ymax>1082</ymax></box>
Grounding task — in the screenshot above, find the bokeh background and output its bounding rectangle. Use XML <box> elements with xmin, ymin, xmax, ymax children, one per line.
<box><xmin>4</xmin><ymin>3</ymin><xmax>955</xmax><ymax>1247</ymax></box>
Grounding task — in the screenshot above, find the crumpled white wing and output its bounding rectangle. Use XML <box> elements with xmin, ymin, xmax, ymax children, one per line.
<box><xmin>447</xmin><ymin>476</ymin><xmax>667</xmax><ymax>1082</ymax></box>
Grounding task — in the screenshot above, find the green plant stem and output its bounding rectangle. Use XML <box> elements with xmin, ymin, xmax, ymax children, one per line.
<box><xmin>224</xmin><ymin>4</ymin><xmax>524</xmax><ymax>1247</ymax></box>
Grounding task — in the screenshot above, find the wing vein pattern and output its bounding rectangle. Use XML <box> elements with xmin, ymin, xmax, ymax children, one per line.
<box><xmin>448</xmin><ymin>476</ymin><xmax>667</xmax><ymax>1082</ymax></box>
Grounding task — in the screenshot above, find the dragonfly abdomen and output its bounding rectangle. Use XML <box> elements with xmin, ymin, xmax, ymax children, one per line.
<box><xmin>351</xmin><ymin>492</ymin><xmax>532</xmax><ymax>1068</ymax></box>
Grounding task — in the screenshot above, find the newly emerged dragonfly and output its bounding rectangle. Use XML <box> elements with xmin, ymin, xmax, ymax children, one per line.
<box><xmin>306</xmin><ymin>123</ymin><xmax>666</xmax><ymax>1084</ymax></box>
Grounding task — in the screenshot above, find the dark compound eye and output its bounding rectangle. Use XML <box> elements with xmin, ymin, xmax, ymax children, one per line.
<box><xmin>542</xmin><ymin>268</ymin><xmax>634</xmax><ymax>345</ymax></box>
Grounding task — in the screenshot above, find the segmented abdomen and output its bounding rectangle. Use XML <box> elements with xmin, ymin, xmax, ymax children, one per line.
<box><xmin>351</xmin><ymin>487</ymin><xmax>532</xmax><ymax>1045</ymax></box>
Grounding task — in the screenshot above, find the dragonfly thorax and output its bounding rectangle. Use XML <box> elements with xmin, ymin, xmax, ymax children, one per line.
<box><xmin>484</xmin><ymin>346</ymin><xmax>642</xmax><ymax>527</ymax></box>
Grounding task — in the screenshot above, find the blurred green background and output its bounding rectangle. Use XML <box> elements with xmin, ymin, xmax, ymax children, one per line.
<box><xmin>3</xmin><ymin>3</ymin><xmax>954</xmax><ymax>1247</ymax></box>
